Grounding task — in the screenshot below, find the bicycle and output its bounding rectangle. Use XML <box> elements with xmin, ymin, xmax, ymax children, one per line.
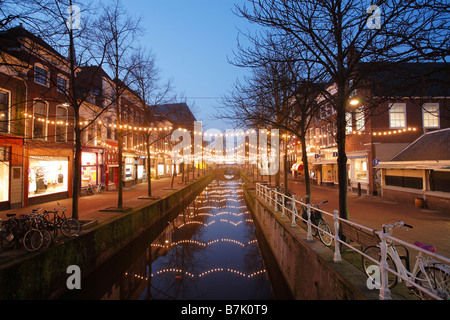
<box><xmin>361</xmin><ymin>221</ymin><xmax>450</xmax><ymax>300</ymax></box>
<box><xmin>0</xmin><ymin>213</ymin><xmax>46</xmax><ymax>252</ymax></box>
<box><xmin>301</xmin><ymin>200</ymin><xmax>333</xmax><ymax>246</ymax></box>
<box><xmin>44</xmin><ymin>203</ymin><xmax>81</xmax><ymax>238</ymax></box>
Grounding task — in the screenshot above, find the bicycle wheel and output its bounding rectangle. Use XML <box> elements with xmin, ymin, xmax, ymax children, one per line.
<box><xmin>38</xmin><ymin>228</ymin><xmax>52</xmax><ymax>251</ymax></box>
<box><xmin>23</xmin><ymin>229</ymin><xmax>43</xmax><ymax>252</ymax></box>
<box><xmin>362</xmin><ymin>245</ymin><xmax>398</xmax><ymax>288</ymax></box>
<box><xmin>60</xmin><ymin>218</ymin><xmax>81</xmax><ymax>237</ymax></box>
<box><xmin>415</xmin><ymin>266</ymin><xmax>450</xmax><ymax>300</ymax></box>
<box><xmin>318</xmin><ymin>220</ymin><xmax>333</xmax><ymax>246</ymax></box>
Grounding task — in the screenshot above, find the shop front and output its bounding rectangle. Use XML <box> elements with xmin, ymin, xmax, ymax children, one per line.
<box><xmin>104</xmin><ymin>142</ymin><xmax>118</xmax><ymax>190</ymax></box>
<box><xmin>81</xmin><ymin>150</ymin><xmax>103</xmax><ymax>188</ymax></box>
<box><xmin>0</xmin><ymin>146</ymin><xmax>10</xmax><ymax>210</ymax></box>
<box><xmin>347</xmin><ymin>151</ymin><xmax>370</xmax><ymax>194</ymax></box>
<box><xmin>27</xmin><ymin>155</ymin><xmax>69</xmax><ymax>205</ymax></box>
<box><xmin>291</xmin><ymin>162</ymin><xmax>304</xmax><ymax>180</ymax></box>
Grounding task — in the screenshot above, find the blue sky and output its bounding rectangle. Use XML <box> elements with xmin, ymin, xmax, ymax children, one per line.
<box><xmin>126</xmin><ymin>0</ymin><xmax>259</xmax><ymax>131</ymax></box>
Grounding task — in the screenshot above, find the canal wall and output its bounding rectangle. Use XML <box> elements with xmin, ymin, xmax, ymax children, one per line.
<box><xmin>0</xmin><ymin>172</ymin><xmax>214</xmax><ymax>300</ymax></box>
<box><xmin>243</xmin><ymin>184</ymin><xmax>380</xmax><ymax>300</ymax></box>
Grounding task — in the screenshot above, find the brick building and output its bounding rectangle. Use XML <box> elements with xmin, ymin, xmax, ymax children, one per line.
<box><xmin>292</xmin><ymin>63</ymin><xmax>450</xmax><ymax>197</ymax></box>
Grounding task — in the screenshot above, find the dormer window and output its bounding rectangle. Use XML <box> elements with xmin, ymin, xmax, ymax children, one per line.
<box><xmin>34</xmin><ymin>64</ymin><xmax>49</xmax><ymax>86</ymax></box>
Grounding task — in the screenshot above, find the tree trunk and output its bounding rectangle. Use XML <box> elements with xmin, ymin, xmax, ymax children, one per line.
<box><xmin>300</xmin><ymin>134</ymin><xmax>311</xmax><ymax>204</ymax></box>
<box><xmin>146</xmin><ymin>137</ymin><xmax>152</xmax><ymax>197</ymax></box>
<box><xmin>336</xmin><ymin>97</ymin><xmax>349</xmax><ymax>221</ymax></box>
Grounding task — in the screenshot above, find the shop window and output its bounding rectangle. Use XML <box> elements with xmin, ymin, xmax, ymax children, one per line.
<box><xmin>354</xmin><ymin>158</ymin><xmax>368</xmax><ymax>181</ymax></box>
<box><xmin>33</xmin><ymin>100</ymin><xmax>48</xmax><ymax>140</ymax></box>
<box><xmin>28</xmin><ymin>156</ymin><xmax>68</xmax><ymax>197</ymax></box>
<box><xmin>0</xmin><ymin>90</ymin><xmax>10</xmax><ymax>133</ymax></box>
<box><xmin>82</xmin><ymin>152</ymin><xmax>98</xmax><ymax>187</ymax></box>
<box><xmin>55</xmin><ymin>106</ymin><xmax>68</xmax><ymax>142</ymax></box>
<box><xmin>422</xmin><ymin>103</ymin><xmax>439</xmax><ymax>129</ymax></box>
<box><xmin>389</xmin><ymin>103</ymin><xmax>406</xmax><ymax>129</ymax></box>
<box><xmin>430</xmin><ymin>171</ymin><xmax>450</xmax><ymax>192</ymax></box>
<box><xmin>385</xmin><ymin>175</ymin><xmax>423</xmax><ymax>189</ymax></box>
<box><xmin>0</xmin><ymin>146</ymin><xmax>10</xmax><ymax>202</ymax></box>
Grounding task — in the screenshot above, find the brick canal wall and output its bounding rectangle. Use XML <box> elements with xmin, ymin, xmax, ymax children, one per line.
<box><xmin>243</xmin><ymin>184</ymin><xmax>380</xmax><ymax>300</ymax></box>
<box><xmin>0</xmin><ymin>172</ymin><xmax>214</xmax><ymax>300</ymax></box>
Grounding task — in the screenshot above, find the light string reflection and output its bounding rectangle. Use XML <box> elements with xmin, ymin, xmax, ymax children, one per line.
<box><xmin>125</xmin><ymin>268</ymin><xmax>267</xmax><ymax>280</ymax></box>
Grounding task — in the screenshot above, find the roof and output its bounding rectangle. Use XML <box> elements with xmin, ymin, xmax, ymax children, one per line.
<box><xmin>361</xmin><ymin>62</ymin><xmax>450</xmax><ymax>97</ymax></box>
<box><xmin>155</xmin><ymin>103</ymin><xmax>197</xmax><ymax>127</ymax></box>
<box><xmin>0</xmin><ymin>25</ymin><xmax>67</xmax><ymax>63</ymax></box>
<box><xmin>389</xmin><ymin>128</ymin><xmax>450</xmax><ymax>162</ymax></box>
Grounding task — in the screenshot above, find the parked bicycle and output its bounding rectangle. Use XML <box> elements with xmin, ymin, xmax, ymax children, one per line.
<box><xmin>301</xmin><ymin>200</ymin><xmax>333</xmax><ymax>246</ymax></box>
<box><xmin>362</xmin><ymin>221</ymin><xmax>450</xmax><ymax>300</ymax></box>
<box><xmin>0</xmin><ymin>212</ymin><xmax>47</xmax><ymax>252</ymax></box>
<box><xmin>41</xmin><ymin>203</ymin><xmax>81</xmax><ymax>238</ymax></box>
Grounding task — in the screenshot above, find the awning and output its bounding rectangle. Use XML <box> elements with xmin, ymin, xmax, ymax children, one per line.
<box><xmin>291</xmin><ymin>162</ymin><xmax>304</xmax><ymax>171</ymax></box>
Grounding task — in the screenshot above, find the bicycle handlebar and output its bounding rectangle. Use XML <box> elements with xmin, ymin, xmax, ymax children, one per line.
<box><xmin>383</xmin><ymin>221</ymin><xmax>413</xmax><ymax>230</ymax></box>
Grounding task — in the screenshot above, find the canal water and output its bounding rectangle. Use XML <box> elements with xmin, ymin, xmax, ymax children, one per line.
<box><xmin>61</xmin><ymin>179</ymin><xmax>291</xmax><ymax>300</ymax></box>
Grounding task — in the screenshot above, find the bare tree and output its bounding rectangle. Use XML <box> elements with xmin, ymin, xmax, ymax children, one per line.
<box><xmin>94</xmin><ymin>0</ymin><xmax>142</xmax><ymax>209</ymax></box>
<box><xmin>234</xmin><ymin>0</ymin><xmax>450</xmax><ymax>220</ymax></box>
<box><xmin>129</xmin><ymin>47</ymin><xmax>175</xmax><ymax>197</ymax></box>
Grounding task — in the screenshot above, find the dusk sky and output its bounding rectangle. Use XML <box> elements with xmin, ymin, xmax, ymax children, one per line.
<box><xmin>127</xmin><ymin>0</ymin><xmax>260</xmax><ymax>131</ymax></box>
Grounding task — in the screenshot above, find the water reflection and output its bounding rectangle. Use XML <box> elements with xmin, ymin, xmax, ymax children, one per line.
<box><xmin>102</xmin><ymin>179</ymin><xmax>273</xmax><ymax>300</ymax></box>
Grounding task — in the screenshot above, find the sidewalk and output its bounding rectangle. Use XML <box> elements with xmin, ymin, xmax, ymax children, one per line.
<box><xmin>284</xmin><ymin>178</ymin><xmax>450</xmax><ymax>258</ymax></box>
<box><xmin>0</xmin><ymin>173</ymin><xmax>204</xmax><ymax>225</ymax></box>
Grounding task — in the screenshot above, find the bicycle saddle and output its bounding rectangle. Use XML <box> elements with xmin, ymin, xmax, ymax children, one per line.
<box><xmin>414</xmin><ymin>241</ymin><xmax>436</xmax><ymax>253</ymax></box>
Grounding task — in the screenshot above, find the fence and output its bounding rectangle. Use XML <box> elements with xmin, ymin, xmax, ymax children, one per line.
<box><xmin>255</xmin><ymin>182</ymin><xmax>450</xmax><ymax>300</ymax></box>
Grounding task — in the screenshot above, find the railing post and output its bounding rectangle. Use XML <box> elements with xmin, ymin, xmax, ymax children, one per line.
<box><xmin>378</xmin><ymin>231</ymin><xmax>392</xmax><ymax>300</ymax></box>
<box><xmin>291</xmin><ymin>194</ymin><xmax>296</xmax><ymax>227</ymax></box>
<box><xmin>333</xmin><ymin>210</ymin><xmax>342</xmax><ymax>263</ymax></box>
<box><xmin>281</xmin><ymin>193</ymin><xmax>285</xmax><ymax>218</ymax></box>
<box><xmin>269</xmin><ymin>189</ymin><xmax>272</xmax><ymax>206</ymax></box>
<box><xmin>274</xmin><ymin>192</ymin><xmax>278</xmax><ymax>212</ymax></box>
<box><xmin>306</xmin><ymin>204</ymin><xmax>313</xmax><ymax>241</ymax></box>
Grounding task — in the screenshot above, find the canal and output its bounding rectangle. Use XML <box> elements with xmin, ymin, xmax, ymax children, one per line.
<box><xmin>61</xmin><ymin>178</ymin><xmax>292</xmax><ymax>300</ymax></box>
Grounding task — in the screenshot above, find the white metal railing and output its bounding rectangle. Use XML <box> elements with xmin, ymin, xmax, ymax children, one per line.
<box><xmin>255</xmin><ymin>182</ymin><xmax>450</xmax><ymax>300</ymax></box>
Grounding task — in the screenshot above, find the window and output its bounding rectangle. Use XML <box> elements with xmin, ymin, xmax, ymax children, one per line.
<box><xmin>356</xmin><ymin>107</ymin><xmax>365</xmax><ymax>131</ymax></box>
<box><xmin>55</xmin><ymin>106</ymin><xmax>68</xmax><ymax>142</ymax></box>
<box><xmin>422</xmin><ymin>103</ymin><xmax>439</xmax><ymax>128</ymax></box>
<box><xmin>57</xmin><ymin>75</ymin><xmax>67</xmax><ymax>93</ymax></box>
<box><xmin>33</xmin><ymin>100</ymin><xmax>48</xmax><ymax>139</ymax></box>
<box><xmin>385</xmin><ymin>175</ymin><xmax>423</xmax><ymax>189</ymax></box>
<box><xmin>0</xmin><ymin>90</ymin><xmax>10</xmax><ymax>133</ymax></box>
<box><xmin>345</xmin><ymin>112</ymin><xmax>352</xmax><ymax>134</ymax></box>
<box><xmin>96</xmin><ymin>123</ymin><xmax>102</xmax><ymax>144</ymax></box>
<box><xmin>389</xmin><ymin>103</ymin><xmax>406</xmax><ymax>129</ymax></box>
<box><xmin>430</xmin><ymin>171</ymin><xmax>450</xmax><ymax>192</ymax></box>
<box><xmin>106</xmin><ymin>118</ymin><xmax>112</xmax><ymax>140</ymax></box>
<box><xmin>34</xmin><ymin>64</ymin><xmax>49</xmax><ymax>86</ymax></box>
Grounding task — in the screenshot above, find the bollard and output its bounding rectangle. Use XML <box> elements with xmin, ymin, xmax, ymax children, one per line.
<box><xmin>333</xmin><ymin>210</ymin><xmax>342</xmax><ymax>263</ymax></box>
<box><xmin>358</xmin><ymin>182</ymin><xmax>361</xmax><ymax>196</ymax></box>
